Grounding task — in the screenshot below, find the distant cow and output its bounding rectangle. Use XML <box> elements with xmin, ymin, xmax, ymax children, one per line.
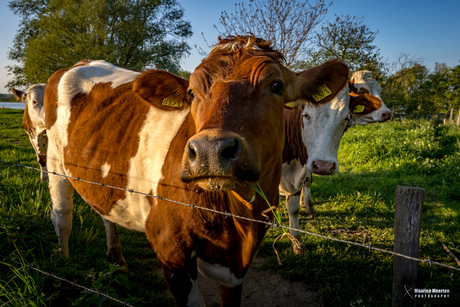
<box><xmin>44</xmin><ymin>36</ymin><xmax>349</xmax><ymax>306</ymax></box>
<box><xmin>280</xmin><ymin>71</ymin><xmax>391</xmax><ymax>253</ymax></box>
<box><xmin>348</xmin><ymin>70</ymin><xmax>391</xmax><ymax>124</ymax></box>
<box><xmin>12</xmin><ymin>84</ymin><xmax>48</xmax><ymax>181</ymax></box>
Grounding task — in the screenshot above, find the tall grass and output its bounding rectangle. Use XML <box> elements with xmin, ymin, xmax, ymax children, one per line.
<box><xmin>1</xmin><ymin>108</ymin><xmax>459</xmax><ymax>306</ymax></box>
<box><xmin>260</xmin><ymin>119</ymin><xmax>460</xmax><ymax>306</ymax></box>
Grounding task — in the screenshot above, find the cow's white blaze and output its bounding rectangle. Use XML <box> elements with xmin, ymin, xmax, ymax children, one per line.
<box><xmin>106</xmin><ymin>106</ymin><xmax>190</xmax><ymax>232</ymax></box>
<box><xmin>25</xmin><ymin>84</ymin><xmax>47</xmax><ymax>134</ymax></box>
<box><xmin>301</xmin><ymin>84</ymin><xmax>350</xmax><ymax>173</ymax></box>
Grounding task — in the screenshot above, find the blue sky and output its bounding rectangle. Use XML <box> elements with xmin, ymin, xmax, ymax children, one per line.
<box><xmin>1</xmin><ymin>0</ymin><xmax>459</xmax><ymax>93</ymax></box>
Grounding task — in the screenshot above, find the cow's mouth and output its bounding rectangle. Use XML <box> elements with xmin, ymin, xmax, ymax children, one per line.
<box><xmin>194</xmin><ymin>177</ymin><xmax>257</xmax><ymax>205</ymax></box>
<box><xmin>194</xmin><ymin>176</ymin><xmax>237</xmax><ymax>191</ymax></box>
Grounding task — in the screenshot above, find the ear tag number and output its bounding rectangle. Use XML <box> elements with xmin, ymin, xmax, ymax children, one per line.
<box><xmin>352</xmin><ymin>104</ymin><xmax>365</xmax><ymax>113</ymax></box>
<box><xmin>162</xmin><ymin>97</ymin><xmax>183</xmax><ymax>108</ymax></box>
<box><xmin>285</xmin><ymin>102</ymin><xmax>294</xmax><ymax>108</ymax></box>
<box><xmin>312</xmin><ymin>84</ymin><xmax>332</xmax><ymax>101</ymax></box>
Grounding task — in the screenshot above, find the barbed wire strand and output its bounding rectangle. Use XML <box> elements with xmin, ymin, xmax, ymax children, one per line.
<box><xmin>1</xmin><ymin>159</ymin><xmax>460</xmax><ymax>273</ymax></box>
<box><xmin>0</xmin><ymin>254</ymin><xmax>135</xmax><ymax>307</ymax></box>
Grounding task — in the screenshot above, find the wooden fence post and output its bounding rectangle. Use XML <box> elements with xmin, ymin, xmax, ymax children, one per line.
<box><xmin>392</xmin><ymin>185</ymin><xmax>425</xmax><ymax>307</ymax></box>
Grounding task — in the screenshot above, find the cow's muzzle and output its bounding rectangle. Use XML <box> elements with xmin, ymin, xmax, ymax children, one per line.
<box><xmin>312</xmin><ymin>160</ymin><xmax>337</xmax><ymax>175</ymax></box>
<box><xmin>180</xmin><ymin>129</ymin><xmax>259</xmax><ymax>190</ymax></box>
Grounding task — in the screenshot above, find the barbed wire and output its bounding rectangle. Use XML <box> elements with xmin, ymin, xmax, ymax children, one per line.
<box><xmin>0</xmin><ymin>254</ymin><xmax>135</xmax><ymax>307</ymax></box>
<box><xmin>1</xmin><ymin>159</ymin><xmax>460</xmax><ymax>273</ymax></box>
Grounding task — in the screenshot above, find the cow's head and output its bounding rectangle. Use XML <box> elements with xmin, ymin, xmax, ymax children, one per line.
<box><xmin>299</xmin><ymin>84</ymin><xmax>350</xmax><ymax>175</ymax></box>
<box><xmin>348</xmin><ymin>70</ymin><xmax>391</xmax><ymax>124</ymax></box>
<box><xmin>12</xmin><ymin>84</ymin><xmax>49</xmax><ymax>181</ymax></box>
<box><xmin>180</xmin><ymin>35</ymin><xmax>349</xmax><ymax>201</ymax></box>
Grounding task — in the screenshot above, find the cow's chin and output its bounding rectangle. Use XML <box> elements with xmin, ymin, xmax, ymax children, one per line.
<box><xmin>194</xmin><ymin>177</ymin><xmax>239</xmax><ymax>191</ymax></box>
<box><xmin>195</xmin><ymin>177</ymin><xmax>257</xmax><ymax>203</ymax></box>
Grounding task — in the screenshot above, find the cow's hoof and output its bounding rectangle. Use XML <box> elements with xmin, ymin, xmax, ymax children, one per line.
<box><xmin>107</xmin><ymin>250</ymin><xmax>129</xmax><ymax>272</ymax></box>
<box><xmin>304</xmin><ymin>205</ymin><xmax>317</xmax><ymax>217</ymax></box>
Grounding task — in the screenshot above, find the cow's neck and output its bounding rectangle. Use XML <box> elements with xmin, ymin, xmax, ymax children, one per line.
<box><xmin>283</xmin><ymin>107</ymin><xmax>308</xmax><ymax>166</ymax></box>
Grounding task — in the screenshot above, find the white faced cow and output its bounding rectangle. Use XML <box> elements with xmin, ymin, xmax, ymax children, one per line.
<box><xmin>348</xmin><ymin>70</ymin><xmax>391</xmax><ymax>124</ymax></box>
<box><xmin>44</xmin><ymin>36</ymin><xmax>349</xmax><ymax>306</ymax></box>
<box><xmin>12</xmin><ymin>84</ymin><xmax>49</xmax><ymax>181</ymax></box>
<box><xmin>280</xmin><ymin>71</ymin><xmax>391</xmax><ymax>254</ymax></box>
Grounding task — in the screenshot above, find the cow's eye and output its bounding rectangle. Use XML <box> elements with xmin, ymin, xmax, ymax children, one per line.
<box><xmin>302</xmin><ymin>112</ymin><xmax>310</xmax><ymax>120</ymax></box>
<box><xmin>32</xmin><ymin>100</ymin><xmax>38</xmax><ymax>105</ymax></box>
<box><xmin>271</xmin><ymin>81</ymin><xmax>284</xmax><ymax>95</ymax></box>
<box><xmin>188</xmin><ymin>89</ymin><xmax>194</xmax><ymax>99</ymax></box>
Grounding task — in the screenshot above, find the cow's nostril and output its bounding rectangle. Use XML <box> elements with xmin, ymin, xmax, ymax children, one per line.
<box><xmin>187</xmin><ymin>141</ymin><xmax>197</xmax><ymax>163</ymax></box>
<box><xmin>220</xmin><ymin>138</ymin><xmax>240</xmax><ymax>162</ymax></box>
<box><xmin>312</xmin><ymin>161</ymin><xmax>319</xmax><ymax>172</ymax></box>
<box><xmin>330</xmin><ymin>163</ymin><xmax>336</xmax><ymax>174</ymax></box>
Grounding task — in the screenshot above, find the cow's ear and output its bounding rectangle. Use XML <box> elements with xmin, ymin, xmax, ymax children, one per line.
<box><xmin>287</xmin><ymin>59</ymin><xmax>349</xmax><ymax>108</ymax></box>
<box><xmin>133</xmin><ymin>70</ymin><xmax>190</xmax><ymax>111</ymax></box>
<box><xmin>348</xmin><ymin>79</ymin><xmax>358</xmax><ymax>95</ymax></box>
<box><xmin>11</xmin><ymin>88</ymin><xmax>24</xmax><ymax>102</ymax></box>
<box><xmin>349</xmin><ymin>94</ymin><xmax>381</xmax><ymax>115</ymax></box>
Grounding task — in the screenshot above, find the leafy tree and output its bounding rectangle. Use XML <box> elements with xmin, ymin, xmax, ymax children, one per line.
<box><xmin>6</xmin><ymin>0</ymin><xmax>192</xmax><ymax>88</ymax></box>
<box><xmin>450</xmin><ymin>65</ymin><xmax>460</xmax><ymax>97</ymax></box>
<box><xmin>382</xmin><ymin>60</ymin><xmax>460</xmax><ymax>122</ymax></box>
<box><xmin>211</xmin><ymin>0</ymin><xmax>331</xmax><ymax>69</ymax></box>
<box><xmin>382</xmin><ymin>62</ymin><xmax>430</xmax><ymax>118</ymax></box>
<box><xmin>448</xmin><ymin>65</ymin><xmax>460</xmax><ymax>124</ymax></box>
<box><xmin>177</xmin><ymin>70</ymin><xmax>192</xmax><ymax>80</ymax></box>
<box><xmin>301</xmin><ymin>14</ymin><xmax>385</xmax><ymax>75</ymax></box>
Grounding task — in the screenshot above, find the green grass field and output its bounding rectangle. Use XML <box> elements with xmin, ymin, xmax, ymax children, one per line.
<box><xmin>1</xmin><ymin>108</ymin><xmax>459</xmax><ymax>306</ymax></box>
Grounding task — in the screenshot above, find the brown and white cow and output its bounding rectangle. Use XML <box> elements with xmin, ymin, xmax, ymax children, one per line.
<box><xmin>348</xmin><ymin>70</ymin><xmax>391</xmax><ymax>124</ymax></box>
<box><xmin>280</xmin><ymin>71</ymin><xmax>391</xmax><ymax>253</ymax></box>
<box><xmin>44</xmin><ymin>36</ymin><xmax>348</xmax><ymax>306</ymax></box>
<box><xmin>12</xmin><ymin>84</ymin><xmax>49</xmax><ymax>181</ymax></box>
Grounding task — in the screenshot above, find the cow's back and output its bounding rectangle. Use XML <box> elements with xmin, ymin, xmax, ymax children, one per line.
<box><xmin>45</xmin><ymin>61</ymin><xmax>191</xmax><ymax>232</ymax></box>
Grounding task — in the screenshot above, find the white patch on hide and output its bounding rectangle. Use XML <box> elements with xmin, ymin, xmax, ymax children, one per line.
<box><xmin>105</xmin><ymin>106</ymin><xmax>190</xmax><ymax>232</ymax></box>
<box><xmin>56</xmin><ymin>61</ymin><xmax>141</xmax><ymax>148</ymax></box>
<box><xmin>197</xmin><ymin>258</ymin><xmax>244</xmax><ymax>288</ymax></box>
<box><xmin>101</xmin><ymin>163</ymin><xmax>111</xmax><ymax>179</ymax></box>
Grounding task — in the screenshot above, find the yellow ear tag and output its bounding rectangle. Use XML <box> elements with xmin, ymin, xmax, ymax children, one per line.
<box><xmin>312</xmin><ymin>84</ymin><xmax>332</xmax><ymax>102</ymax></box>
<box><xmin>352</xmin><ymin>104</ymin><xmax>365</xmax><ymax>113</ymax></box>
<box><xmin>162</xmin><ymin>97</ymin><xmax>183</xmax><ymax>108</ymax></box>
<box><xmin>285</xmin><ymin>102</ymin><xmax>294</xmax><ymax>108</ymax></box>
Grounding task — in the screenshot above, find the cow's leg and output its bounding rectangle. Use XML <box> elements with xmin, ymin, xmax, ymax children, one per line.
<box><xmin>162</xmin><ymin>262</ymin><xmax>205</xmax><ymax>307</ymax></box>
<box><xmin>102</xmin><ymin>217</ymin><xmax>128</xmax><ymax>268</ymax></box>
<box><xmin>301</xmin><ymin>171</ymin><xmax>317</xmax><ymax>216</ymax></box>
<box><xmin>48</xmin><ymin>161</ymin><xmax>74</xmax><ymax>257</ymax></box>
<box><xmin>219</xmin><ymin>283</ymin><xmax>243</xmax><ymax>307</ymax></box>
<box><xmin>286</xmin><ymin>192</ymin><xmax>305</xmax><ymax>254</ymax></box>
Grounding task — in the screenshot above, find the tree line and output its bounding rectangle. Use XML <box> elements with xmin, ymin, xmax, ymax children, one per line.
<box><xmin>383</xmin><ymin>59</ymin><xmax>460</xmax><ymax>124</ymax></box>
<box><xmin>0</xmin><ymin>94</ymin><xmax>15</xmax><ymax>102</ymax></box>
<box><xmin>6</xmin><ymin>0</ymin><xmax>459</xmax><ymax>123</ymax></box>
